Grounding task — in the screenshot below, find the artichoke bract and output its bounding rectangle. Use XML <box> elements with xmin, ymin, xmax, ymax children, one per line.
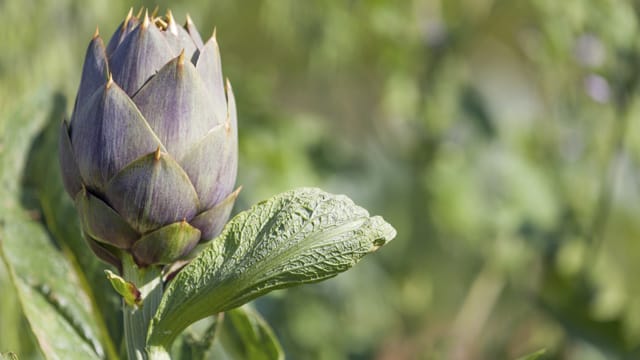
<box><xmin>59</xmin><ymin>9</ymin><xmax>239</xmax><ymax>269</ymax></box>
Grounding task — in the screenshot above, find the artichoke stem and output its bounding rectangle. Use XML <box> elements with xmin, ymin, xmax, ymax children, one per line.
<box><xmin>122</xmin><ymin>254</ymin><xmax>163</xmax><ymax>360</ymax></box>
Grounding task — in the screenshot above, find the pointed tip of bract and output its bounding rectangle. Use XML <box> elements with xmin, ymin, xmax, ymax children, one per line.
<box><xmin>177</xmin><ymin>48</ymin><xmax>185</xmax><ymax>67</ymax></box>
<box><xmin>150</xmin><ymin>5</ymin><xmax>160</xmax><ymax>19</ymax></box>
<box><xmin>225</xmin><ymin>118</ymin><xmax>231</xmax><ymax>133</ymax></box>
<box><xmin>118</xmin><ymin>8</ymin><xmax>134</xmax><ymax>33</ymax></box>
<box><xmin>201</xmin><ymin>27</ymin><xmax>218</xmax><ymax>46</ymax></box>
<box><xmin>141</xmin><ymin>9</ymin><xmax>150</xmax><ymax>29</ymax></box>
<box><xmin>184</xmin><ymin>13</ymin><xmax>205</xmax><ymax>49</ymax></box>
<box><xmin>224</xmin><ymin>78</ymin><xmax>233</xmax><ymax>99</ymax></box>
<box><xmin>224</xmin><ymin>78</ymin><xmax>235</xmax><ymax>132</ymax></box>
<box><xmin>224</xmin><ymin>79</ymin><xmax>233</xmax><ymax>132</ymax></box>
<box><xmin>106</xmin><ymin>73</ymin><xmax>114</xmax><ymax>89</ymax></box>
<box><xmin>125</xmin><ymin>7</ymin><xmax>134</xmax><ymax>23</ymax></box>
<box><xmin>135</xmin><ymin>6</ymin><xmax>144</xmax><ymax>19</ymax></box>
<box><xmin>166</xmin><ymin>10</ymin><xmax>178</xmax><ymax>35</ymax></box>
<box><xmin>93</xmin><ymin>26</ymin><xmax>100</xmax><ymax>39</ymax></box>
<box><xmin>225</xmin><ymin>77</ymin><xmax>233</xmax><ymax>111</ymax></box>
<box><xmin>154</xmin><ymin>146</ymin><xmax>162</xmax><ymax>161</ymax></box>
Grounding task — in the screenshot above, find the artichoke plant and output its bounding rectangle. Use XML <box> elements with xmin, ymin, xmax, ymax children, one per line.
<box><xmin>47</xmin><ymin>8</ymin><xmax>395</xmax><ymax>359</ymax></box>
<box><xmin>59</xmin><ymin>9</ymin><xmax>238</xmax><ymax>269</ymax></box>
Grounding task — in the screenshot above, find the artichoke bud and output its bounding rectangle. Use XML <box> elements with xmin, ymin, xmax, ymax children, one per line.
<box><xmin>59</xmin><ymin>9</ymin><xmax>239</xmax><ymax>269</ymax></box>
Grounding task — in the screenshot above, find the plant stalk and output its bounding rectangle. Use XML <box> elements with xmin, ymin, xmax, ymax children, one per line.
<box><xmin>122</xmin><ymin>254</ymin><xmax>163</xmax><ymax>360</ymax></box>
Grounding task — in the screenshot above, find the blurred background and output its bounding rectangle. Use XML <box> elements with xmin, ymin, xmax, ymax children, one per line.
<box><xmin>3</xmin><ymin>0</ymin><xmax>640</xmax><ymax>359</ymax></box>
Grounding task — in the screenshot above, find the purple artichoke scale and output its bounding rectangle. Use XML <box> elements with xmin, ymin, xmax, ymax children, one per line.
<box><xmin>59</xmin><ymin>9</ymin><xmax>239</xmax><ymax>269</ymax></box>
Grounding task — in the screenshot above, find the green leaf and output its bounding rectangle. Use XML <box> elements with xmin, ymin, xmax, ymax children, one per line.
<box><xmin>214</xmin><ymin>307</ymin><xmax>283</xmax><ymax>360</ymax></box>
<box><xmin>0</xmin><ymin>212</ymin><xmax>104</xmax><ymax>360</ymax></box>
<box><xmin>174</xmin><ymin>314</ymin><xmax>223</xmax><ymax>360</ymax></box>
<box><xmin>0</xmin><ymin>92</ymin><xmax>118</xmax><ymax>359</ymax></box>
<box><xmin>17</xmin><ymin>93</ymin><xmax>121</xmax><ymax>355</ymax></box>
<box><xmin>105</xmin><ymin>270</ymin><xmax>141</xmax><ymax>308</ymax></box>
<box><xmin>172</xmin><ymin>307</ymin><xmax>282</xmax><ymax>360</ymax></box>
<box><xmin>0</xmin><ymin>352</ymin><xmax>19</xmax><ymax>360</ymax></box>
<box><xmin>148</xmin><ymin>187</ymin><xmax>396</xmax><ymax>347</ymax></box>
<box><xmin>515</xmin><ymin>348</ymin><xmax>547</xmax><ymax>360</ymax></box>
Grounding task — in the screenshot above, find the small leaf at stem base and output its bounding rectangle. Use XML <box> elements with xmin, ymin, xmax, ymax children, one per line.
<box><xmin>105</xmin><ymin>270</ymin><xmax>141</xmax><ymax>308</ymax></box>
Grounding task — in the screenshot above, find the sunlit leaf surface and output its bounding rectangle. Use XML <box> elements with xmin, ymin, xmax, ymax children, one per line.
<box><xmin>148</xmin><ymin>187</ymin><xmax>395</xmax><ymax>347</ymax></box>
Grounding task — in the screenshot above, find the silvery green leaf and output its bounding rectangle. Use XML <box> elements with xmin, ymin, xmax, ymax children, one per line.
<box><xmin>147</xmin><ymin>187</ymin><xmax>396</xmax><ymax>347</ymax></box>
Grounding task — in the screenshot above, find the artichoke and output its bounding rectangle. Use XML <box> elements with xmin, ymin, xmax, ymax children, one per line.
<box><xmin>59</xmin><ymin>9</ymin><xmax>238</xmax><ymax>269</ymax></box>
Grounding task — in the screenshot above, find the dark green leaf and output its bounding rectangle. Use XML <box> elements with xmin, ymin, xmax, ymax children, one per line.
<box><xmin>174</xmin><ymin>314</ymin><xmax>223</xmax><ymax>360</ymax></box>
<box><xmin>215</xmin><ymin>307</ymin><xmax>283</xmax><ymax>360</ymax></box>
<box><xmin>1</xmin><ymin>92</ymin><xmax>119</xmax><ymax>359</ymax></box>
<box><xmin>148</xmin><ymin>187</ymin><xmax>396</xmax><ymax>347</ymax></box>
<box><xmin>173</xmin><ymin>308</ymin><xmax>282</xmax><ymax>360</ymax></box>
<box><xmin>1</xmin><ymin>213</ymin><xmax>104</xmax><ymax>359</ymax></box>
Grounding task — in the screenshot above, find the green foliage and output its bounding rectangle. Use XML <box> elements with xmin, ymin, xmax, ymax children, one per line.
<box><xmin>0</xmin><ymin>93</ymin><xmax>117</xmax><ymax>359</ymax></box>
<box><xmin>1</xmin><ymin>211</ymin><xmax>104</xmax><ymax>360</ymax></box>
<box><xmin>174</xmin><ymin>307</ymin><xmax>282</xmax><ymax>360</ymax></box>
<box><xmin>0</xmin><ymin>353</ymin><xmax>19</xmax><ymax>360</ymax></box>
<box><xmin>215</xmin><ymin>307</ymin><xmax>283</xmax><ymax>360</ymax></box>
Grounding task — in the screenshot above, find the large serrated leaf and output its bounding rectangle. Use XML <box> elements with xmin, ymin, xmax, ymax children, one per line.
<box><xmin>148</xmin><ymin>187</ymin><xmax>396</xmax><ymax>347</ymax></box>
